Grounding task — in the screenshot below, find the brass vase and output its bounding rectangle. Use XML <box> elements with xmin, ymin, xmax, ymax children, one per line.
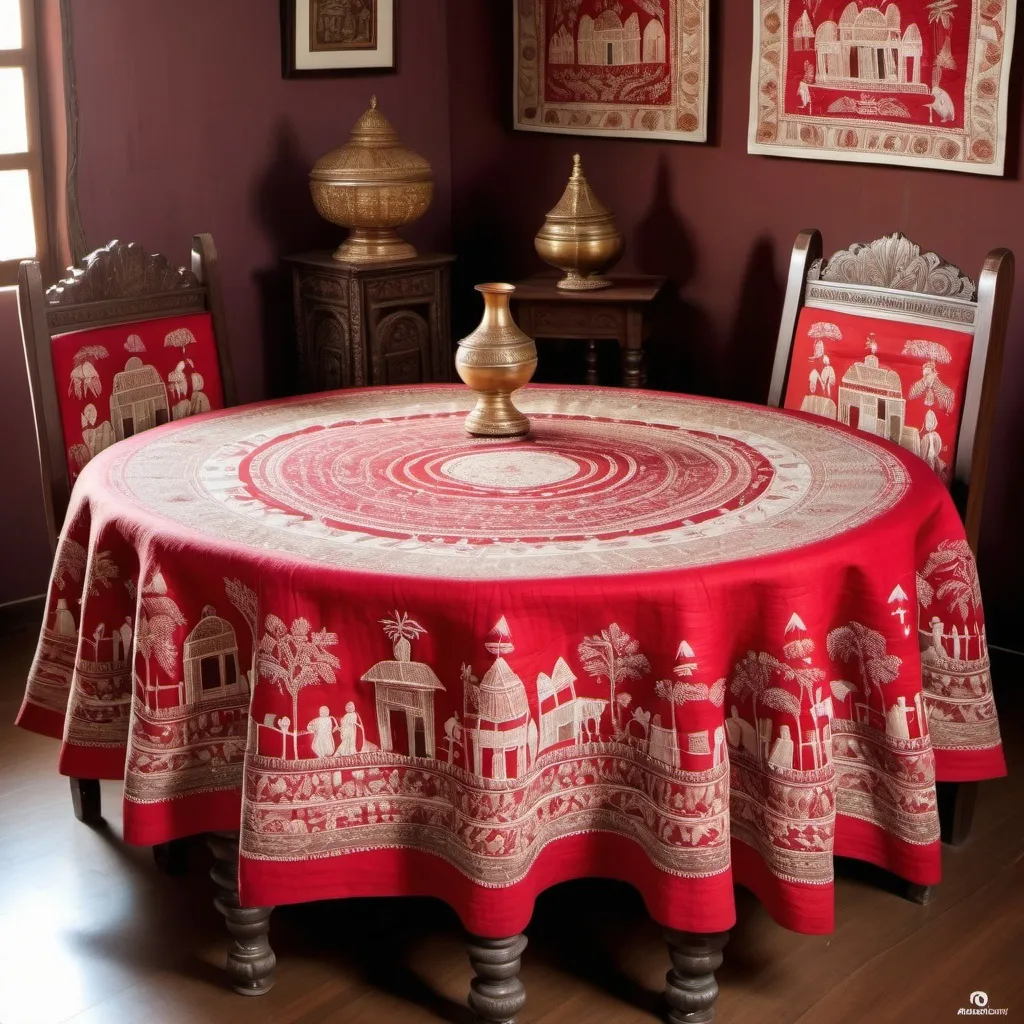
<box><xmin>455</xmin><ymin>284</ymin><xmax>538</xmax><ymax>437</ymax></box>
<box><xmin>309</xmin><ymin>96</ymin><xmax>434</xmax><ymax>264</ymax></box>
<box><xmin>535</xmin><ymin>154</ymin><xmax>624</xmax><ymax>291</ymax></box>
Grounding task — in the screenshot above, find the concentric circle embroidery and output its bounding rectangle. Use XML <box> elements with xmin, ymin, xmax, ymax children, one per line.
<box><xmin>108</xmin><ymin>387</ymin><xmax>910</xmax><ymax>578</ymax></box>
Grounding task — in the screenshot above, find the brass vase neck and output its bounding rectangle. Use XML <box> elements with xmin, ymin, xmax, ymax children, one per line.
<box><xmin>473</xmin><ymin>283</ymin><xmax>517</xmax><ymax>335</ymax></box>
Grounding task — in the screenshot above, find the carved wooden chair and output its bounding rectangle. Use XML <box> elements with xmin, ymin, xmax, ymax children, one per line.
<box><xmin>19</xmin><ymin>235</ymin><xmax>237</xmax><ymax>849</ymax></box>
<box><xmin>769</xmin><ymin>230</ymin><xmax>1013</xmax><ymax>884</ymax></box>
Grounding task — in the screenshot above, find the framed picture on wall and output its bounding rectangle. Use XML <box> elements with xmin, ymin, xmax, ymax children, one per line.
<box><xmin>515</xmin><ymin>1</ymin><xmax>710</xmax><ymax>143</ymax></box>
<box><xmin>281</xmin><ymin>0</ymin><xmax>397</xmax><ymax>77</ymax></box>
<box><xmin>748</xmin><ymin>0</ymin><xmax>1017</xmax><ymax>175</ymax></box>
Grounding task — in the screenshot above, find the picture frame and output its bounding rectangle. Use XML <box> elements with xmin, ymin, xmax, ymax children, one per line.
<box><xmin>515</xmin><ymin>0</ymin><xmax>710</xmax><ymax>144</ymax></box>
<box><xmin>281</xmin><ymin>0</ymin><xmax>397</xmax><ymax>78</ymax></box>
<box><xmin>748</xmin><ymin>0</ymin><xmax>1017</xmax><ymax>176</ymax></box>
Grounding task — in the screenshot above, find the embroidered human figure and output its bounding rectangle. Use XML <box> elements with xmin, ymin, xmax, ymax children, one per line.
<box><xmin>307</xmin><ymin>706</ymin><xmax>338</xmax><ymax>758</ymax></box>
<box><xmin>885</xmin><ymin>695</ymin><xmax>913</xmax><ymax>740</ymax></box>
<box><xmin>769</xmin><ymin>724</ymin><xmax>795</xmax><ymax>769</ymax></box>
<box><xmin>798</xmin><ymin>62</ymin><xmax>814</xmax><ymax>112</ymax></box>
<box><xmin>335</xmin><ymin>701</ymin><xmax>364</xmax><ymax>755</ymax></box>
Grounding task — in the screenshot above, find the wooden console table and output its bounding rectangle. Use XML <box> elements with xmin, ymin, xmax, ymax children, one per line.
<box><xmin>511</xmin><ymin>274</ymin><xmax>669</xmax><ymax>388</ymax></box>
<box><xmin>284</xmin><ymin>252</ymin><xmax>455</xmax><ymax>391</ymax></box>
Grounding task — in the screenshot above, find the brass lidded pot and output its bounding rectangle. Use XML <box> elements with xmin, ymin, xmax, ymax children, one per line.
<box><xmin>455</xmin><ymin>284</ymin><xmax>538</xmax><ymax>437</ymax></box>
<box><xmin>535</xmin><ymin>153</ymin><xmax>624</xmax><ymax>290</ymax></box>
<box><xmin>310</xmin><ymin>96</ymin><xmax>433</xmax><ymax>264</ymax></box>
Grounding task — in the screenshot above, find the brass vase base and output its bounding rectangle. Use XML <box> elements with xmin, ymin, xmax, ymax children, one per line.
<box><xmin>465</xmin><ymin>392</ymin><xmax>531</xmax><ymax>437</ymax></box>
<box><xmin>333</xmin><ymin>228</ymin><xmax>418</xmax><ymax>264</ymax></box>
<box><xmin>557</xmin><ymin>270</ymin><xmax>613</xmax><ymax>291</ymax></box>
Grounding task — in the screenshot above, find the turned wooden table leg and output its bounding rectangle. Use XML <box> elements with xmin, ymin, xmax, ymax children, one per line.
<box><xmin>70</xmin><ymin>778</ymin><xmax>102</xmax><ymax>825</ymax></box>
<box><xmin>623</xmin><ymin>307</ymin><xmax>646</xmax><ymax>388</ymax></box>
<box><xmin>207</xmin><ymin>831</ymin><xmax>276</xmax><ymax>996</ymax></box>
<box><xmin>664</xmin><ymin>929</ymin><xmax>729</xmax><ymax>1023</ymax></box>
<box><xmin>585</xmin><ymin>339</ymin><xmax>599</xmax><ymax>384</ymax></box>
<box><xmin>467</xmin><ymin>934</ymin><xmax>527</xmax><ymax>1024</ymax></box>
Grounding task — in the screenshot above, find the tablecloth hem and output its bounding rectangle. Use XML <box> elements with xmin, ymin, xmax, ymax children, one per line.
<box><xmin>15</xmin><ymin>700</ymin><xmax>65</xmax><ymax>741</ymax></box>
<box><xmin>935</xmin><ymin>747</ymin><xmax>1007</xmax><ymax>782</ymax></box>
<box><xmin>238</xmin><ymin>832</ymin><xmax>739</xmax><ymax>939</ymax></box>
<box><xmin>834</xmin><ymin>814</ymin><xmax>942</xmax><ymax>885</ymax></box>
<box><xmin>122</xmin><ymin>789</ymin><xmax>243</xmax><ymax>847</ymax></box>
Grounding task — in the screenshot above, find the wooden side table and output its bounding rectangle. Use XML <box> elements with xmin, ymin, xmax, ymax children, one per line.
<box><xmin>511</xmin><ymin>275</ymin><xmax>669</xmax><ymax>388</ymax></box>
<box><xmin>284</xmin><ymin>252</ymin><xmax>455</xmax><ymax>392</ymax></box>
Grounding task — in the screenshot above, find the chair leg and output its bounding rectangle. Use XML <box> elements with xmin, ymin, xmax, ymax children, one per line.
<box><xmin>664</xmin><ymin>929</ymin><xmax>729</xmax><ymax>1023</ymax></box>
<box><xmin>938</xmin><ymin>781</ymin><xmax>978</xmax><ymax>846</ymax></box>
<box><xmin>208</xmin><ymin>831</ymin><xmax>276</xmax><ymax>995</ymax></box>
<box><xmin>69</xmin><ymin>778</ymin><xmax>102</xmax><ymax>825</ymax></box>
<box><xmin>467</xmin><ymin>934</ymin><xmax>527</xmax><ymax>1024</ymax></box>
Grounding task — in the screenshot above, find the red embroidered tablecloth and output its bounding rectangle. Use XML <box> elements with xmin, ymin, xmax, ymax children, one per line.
<box><xmin>17</xmin><ymin>385</ymin><xmax>1005</xmax><ymax>937</ymax></box>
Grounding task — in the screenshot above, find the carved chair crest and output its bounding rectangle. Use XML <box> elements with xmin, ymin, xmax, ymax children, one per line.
<box><xmin>46</xmin><ymin>240</ymin><xmax>199</xmax><ymax>307</ymax></box>
<box><xmin>808</xmin><ymin>233</ymin><xmax>976</xmax><ymax>301</ymax></box>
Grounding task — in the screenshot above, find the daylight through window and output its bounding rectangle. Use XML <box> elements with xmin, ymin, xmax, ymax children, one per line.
<box><xmin>0</xmin><ymin>0</ymin><xmax>46</xmax><ymax>284</ymax></box>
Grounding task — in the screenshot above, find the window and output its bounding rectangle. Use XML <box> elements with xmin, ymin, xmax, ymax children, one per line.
<box><xmin>0</xmin><ymin>0</ymin><xmax>46</xmax><ymax>287</ymax></box>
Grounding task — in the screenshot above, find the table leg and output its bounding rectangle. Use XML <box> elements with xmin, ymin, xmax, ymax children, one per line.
<box><xmin>585</xmin><ymin>340</ymin><xmax>599</xmax><ymax>385</ymax></box>
<box><xmin>664</xmin><ymin>929</ymin><xmax>729</xmax><ymax>1023</ymax></box>
<box><xmin>467</xmin><ymin>933</ymin><xmax>527</xmax><ymax>1024</ymax></box>
<box><xmin>70</xmin><ymin>778</ymin><xmax>101</xmax><ymax>825</ymax></box>
<box><xmin>938</xmin><ymin>781</ymin><xmax>978</xmax><ymax>846</ymax></box>
<box><xmin>623</xmin><ymin>308</ymin><xmax>646</xmax><ymax>388</ymax></box>
<box><xmin>208</xmin><ymin>831</ymin><xmax>276</xmax><ymax>996</ymax></box>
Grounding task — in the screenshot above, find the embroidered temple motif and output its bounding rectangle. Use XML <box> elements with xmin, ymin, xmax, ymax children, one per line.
<box><xmin>749</xmin><ymin>0</ymin><xmax>1018</xmax><ymax>175</ymax></box>
<box><xmin>516</xmin><ymin>0</ymin><xmax>710</xmax><ymax>143</ymax></box>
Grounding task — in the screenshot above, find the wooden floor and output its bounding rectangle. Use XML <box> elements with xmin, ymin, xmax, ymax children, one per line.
<box><xmin>1</xmin><ymin>624</ymin><xmax>1022</xmax><ymax>1024</ymax></box>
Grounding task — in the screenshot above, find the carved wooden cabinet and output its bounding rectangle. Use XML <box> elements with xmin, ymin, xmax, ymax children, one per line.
<box><xmin>284</xmin><ymin>252</ymin><xmax>455</xmax><ymax>391</ymax></box>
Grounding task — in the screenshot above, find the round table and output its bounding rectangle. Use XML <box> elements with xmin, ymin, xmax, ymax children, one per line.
<box><xmin>18</xmin><ymin>385</ymin><xmax>1004</xmax><ymax>1016</ymax></box>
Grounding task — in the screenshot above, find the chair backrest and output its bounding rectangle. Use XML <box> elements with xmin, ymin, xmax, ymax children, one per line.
<box><xmin>769</xmin><ymin>230</ymin><xmax>1013</xmax><ymax>553</ymax></box>
<box><xmin>19</xmin><ymin>234</ymin><xmax>237</xmax><ymax>551</ymax></box>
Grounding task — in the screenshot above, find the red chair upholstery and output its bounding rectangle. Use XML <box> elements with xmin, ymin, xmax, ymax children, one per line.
<box><xmin>20</xmin><ymin>235</ymin><xmax>236</xmax><ymax>549</ymax></box>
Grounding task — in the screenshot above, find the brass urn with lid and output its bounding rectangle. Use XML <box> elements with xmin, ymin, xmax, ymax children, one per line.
<box><xmin>535</xmin><ymin>154</ymin><xmax>624</xmax><ymax>290</ymax></box>
<box><xmin>310</xmin><ymin>96</ymin><xmax>433</xmax><ymax>264</ymax></box>
<box><xmin>455</xmin><ymin>284</ymin><xmax>538</xmax><ymax>437</ymax></box>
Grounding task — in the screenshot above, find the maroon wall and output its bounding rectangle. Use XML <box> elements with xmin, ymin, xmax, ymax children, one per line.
<box><xmin>447</xmin><ymin>1</ymin><xmax>1024</xmax><ymax>647</ymax></box>
<box><xmin>1</xmin><ymin>0</ymin><xmax>452</xmax><ymax>606</ymax></box>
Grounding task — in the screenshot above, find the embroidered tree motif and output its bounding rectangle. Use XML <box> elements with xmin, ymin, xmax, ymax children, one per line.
<box><xmin>136</xmin><ymin>569</ymin><xmax>186</xmax><ymax>710</ymax></box>
<box><xmin>379</xmin><ymin>610</ymin><xmax>426</xmax><ymax>661</ymax></box>
<box><xmin>729</xmin><ymin>650</ymin><xmax>784</xmax><ymax>761</ymax></box>
<box><xmin>164</xmin><ymin>327</ymin><xmax>197</xmax><ymax>356</ymax></box>
<box><xmin>87</xmin><ymin>549</ymin><xmax>119</xmax><ymax>597</ymax></box>
<box><xmin>69</xmin><ymin>345</ymin><xmax>109</xmax><ymax>399</ymax></box>
<box><xmin>919</xmin><ymin>540</ymin><xmax>980</xmax><ymax>620</ymax></box>
<box><xmin>829</xmin><ymin>678</ymin><xmax>859</xmax><ymax>719</ymax></box>
<box><xmin>257</xmin><ymin>615</ymin><xmax>340</xmax><ymax>758</ymax></box>
<box><xmin>826</xmin><ymin>622</ymin><xmax>901</xmax><ymax>722</ymax></box>
<box><xmin>654</xmin><ymin>677</ymin><xmax>725</xmax><ymax>762</ymax></box>
<box><xmin>907</xmin><ymin>361</ymin><xmax>956</xmax><ymax>413</ymax></box>
<box><xmin>577</xmin><ymin>624</ymin><xmax>651</xmax><ymax>734</ymax></box>
<box><xmin>225</xmin><ymin>577</ymin><xmax>258</xmax><ymax>684</ymax></box>
<box><xmin>53</xmin><ymin>539</ymin><xmax>87</xmax><ymax>590</ymax></box>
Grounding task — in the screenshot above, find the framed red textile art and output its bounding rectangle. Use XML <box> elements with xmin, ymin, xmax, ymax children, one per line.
<box><xmin>515</xmin><ymin>0</ymin><xmax>709</xmax><ymax>143</ymax></box>
<box><xmin>748</xmin><ymin>0</ymin><xmax>1017</xmax><ymax>175</ymax></box>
